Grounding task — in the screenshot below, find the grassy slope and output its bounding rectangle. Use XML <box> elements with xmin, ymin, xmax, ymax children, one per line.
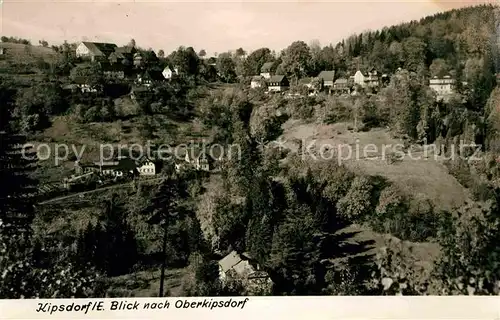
<box><xmin>280</xmin><ymin>120</ymin><xmax>469</xmax><ymax>211</ymax></box>
<box><xmin>0</xmin><ymin>43</ymin><xmax>59</xmax><ymax>63</ymax></box>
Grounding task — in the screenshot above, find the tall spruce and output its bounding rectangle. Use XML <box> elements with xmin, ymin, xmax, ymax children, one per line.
<box><xmin>142</xmin><ymin>174</ymin><xmax>188</xmax><ymax>297</ymax></box>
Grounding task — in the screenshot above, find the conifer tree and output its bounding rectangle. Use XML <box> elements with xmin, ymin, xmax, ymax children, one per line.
<box><xmin>142</xmin><ymin>174</ymin><xmax>188</xmax><ymax>297</ymax></box>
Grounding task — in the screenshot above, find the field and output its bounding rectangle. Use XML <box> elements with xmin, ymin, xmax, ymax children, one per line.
<box><xmin>280</xmin><ymin>120</ymin><xmax>469</xmax><ymax>211</ymax></box>
<box><xmin>0</xmin><ymin>42</ymin><xmax>59</xmax><ymax>64</ymax></box>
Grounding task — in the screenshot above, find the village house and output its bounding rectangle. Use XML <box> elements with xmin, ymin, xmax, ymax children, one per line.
<box><xmin>333</xmin><ymin>78</ymin><xmax>350</xmax><ymax>94</ymax></box>
<box><xmin>136</xmin><ymin>156</ymin><xmax>157</xmax><ymax>176</ymax></box>
<box><xmin>136</xmin><ymin>70</ymin><xmax>164</xmax><ymax>87</ymax></box>
<box><xmin>260</xmin><ymin>62</ymin><xmax>274</xmax><ymax>79</ymax></box>
<box><xmin>353</xmin><ymin>70</ymin><xmax>366</xmax><ymax>87</ymax></box>
<box><xmin>107</xmin><ymin>51</ymin><xmax>128</xmax><ymax>65</ymax></box>
<box><xmin>162</xmin><ymin>66</ymin><xmax>178</xmax><ymax>80</ymax></box>
<box><xmin>184</xmin><ymin>149</ymin><xmax>213</xmax><ymax>171</ymax></box>
<box><xmin>364</xmin><ymin>68</ymin><xmax>380</xmax><ymax>88</ymax></box>
<box><xmin>100</xmin><ymin>63</ymin><xmax>126</xmax><ymax>80</ymax></box>
<box><xmin>133</xmin><ymin>52</ymin><xmax>144</xmax><ymax>68</ymax></box>
<box><xmin>0</xmin><ymin>46</ymin><xmax>5</xmax><ymax>56</ymax></box>
<box><xmin>93</xmin><ymin>158</ymin><xmax>138</xmax><ymax>177</ymax></box>
<box><xmin>75</xmin><ymin>42</ymin><xmax>118</xmax><ymax>62</ymax></box>
<box><xmin>267</xmin><ymin>75</ymin><xmax>289</xmax><ymax>92</ymax></box>
<box><xmin>218</xmin><ymin>251</ymin><xmax>272</xmax><ymax>294</ymax></box>
<box><xmin>251</xmin><ymin>75</ymin><xmax>265</xmax><ymax>89</ymax></box>
<box><xmin>429</xmin><ymin>75</ymin><xmax>456</xmax><ymax>101</ymax></box>
<box><xmin>175</xmin><ymin>146</ymin><xmax>223</xmax><ymax>173</ymax></box>
<box><xmin>317</xmin><ymin>70</ymin><xmax>335</xmax><ymax>92</ymax></box>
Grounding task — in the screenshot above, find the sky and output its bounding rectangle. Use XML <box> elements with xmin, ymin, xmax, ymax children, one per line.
<box><xmin>0</xmin><ymin>0</ymin><xmax>497</xmax><ymax>55</ymax></box>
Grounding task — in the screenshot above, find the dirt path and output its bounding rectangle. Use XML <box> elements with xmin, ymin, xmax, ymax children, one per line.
<box><xmin>37</xmin><ymin>177</ymin><xmax>165</xmax><ymax>205</ymax></box>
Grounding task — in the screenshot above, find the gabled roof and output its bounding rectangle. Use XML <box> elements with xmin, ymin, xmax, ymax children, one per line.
<box><xmin>334</xmin><ymin>78</ymin><xmax>348</xmax><ymax>84</ymax></box>
<box><xmin>267</xmin><ymin>75</ymin><xmax>286</xmax><ymax>83</ymax></box>
<box><xmin>115</xmin><ymin>46</ymin><xmax>135</xmax><ymax>54</ymax></box>
<box><xmin>219</xmin><ymin>251</ymin><xmax>243</xmax><ymax>273</ymax></box>
<box><xmin>251</xmin><ymin>75</ymin><xmax>264</xmax><ymax>81</ymax></box>
<box><xmin>81</xmin><ymin>42</ymin><xmax>117</xmax><ymax>57</ymax></box>
<box><xmin>318</xmin><ymin>70</ymin><xmax>335</xmax><ymax>81</ymax></box>
<box><xmin>108</xmin><ymin>51</ymin><xmax>126</xmax><ymax>60</ymax></box>
<box><xmin>260</xmin><ymin>62</ymin><xmax>274</xmax><ymax>73</ymax></box>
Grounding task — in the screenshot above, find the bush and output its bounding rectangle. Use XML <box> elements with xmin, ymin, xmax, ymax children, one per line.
<box><xmin>371</xmin><ymin>185</ymin><xmax>441</xmax><ymax>242</ymax></box>
<box><xmin>336</xmin><ymin>176</ymin><xmax>374</xmax><ymax>222</ymax></box>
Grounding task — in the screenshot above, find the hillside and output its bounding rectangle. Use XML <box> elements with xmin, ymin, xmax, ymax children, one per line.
<box><xmin>1</xmin><ymin>4</ymin><xmax>500</xmax><ymax>298</ymax></box>
<box><xmin>0</xmin><ymin>42</ymin><xmax>60</xmax><ymax>63</ymax></box>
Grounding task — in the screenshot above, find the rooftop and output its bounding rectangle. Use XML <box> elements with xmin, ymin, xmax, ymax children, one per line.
<box><xmin>317</xmin><ymin>70</ymin><xmax>335</xmax><ymax>80</ymax></box>
<box><xmin>267</xmin><ymin>75</ymin><xmax>286</xmax><ymax>83</ymax></box>
<box><xmin>81</xmin><ymin>41</ymin><xmax>117</xmax><ymax>57</ymax></box>
<box><xmin>260</xmin><ymin>62</ymin><xmax>274</xmax><ymax>73</ymax></box>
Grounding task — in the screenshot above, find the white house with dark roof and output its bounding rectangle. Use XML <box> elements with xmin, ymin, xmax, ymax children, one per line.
<box><xmin>267</xmin><ymin>75</ymin><xmax>289</xmax><ymax>92</ymax></box>
<box><xmin>76</xmin><ymin>42</ymin><xmax>118</xmax><ymax>62</ymax></box>
<box><xmin>317</xmin><ymin>70</ymin><xmax>335</xmax><ymax>90</ymax></box>
<box><xmin>136</xmin><ymin>156</ymin><xmax>156</xmax><ymax>176</ymax></box>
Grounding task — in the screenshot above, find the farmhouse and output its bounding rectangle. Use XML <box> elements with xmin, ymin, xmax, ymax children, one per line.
<box><xmin>218</xmin><ymin>251</ymin><xmax>272</xmax><ymax>294</ymax></box>
<box><xmin>267</xmin><ymin>75</ymin><xmax>289</xmax><ymax>92</ymax></box>
<box><xmin>317</xmin><ymin>70</ymin><xmax>335</xmax><ymax>91</ymax></box>
<box><xmin>260</xmin><ymin>62</ymin><xmax>274</xmax><ymax>79</ymax></box>
<box><xmin>76</xmin><ymin>42</ymin><xmax>118</xmax><ymax>62</ymax></box>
